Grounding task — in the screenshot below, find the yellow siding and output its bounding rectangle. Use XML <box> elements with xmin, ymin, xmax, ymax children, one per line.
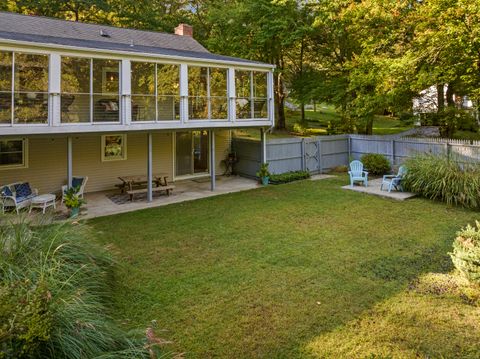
<box><xmin>0</xmin><ymin>130</ymin><xmax>231</xmax><ymax>194</ymax></box>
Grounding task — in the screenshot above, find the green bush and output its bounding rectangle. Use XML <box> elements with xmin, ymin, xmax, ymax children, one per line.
<box><xmin>404</xmin><ymin>154</ymin><xmax>480</xmax><ymax>209</ymax></box>
<box><xmin>269</xmin><ymin>171</ymin><xmax>310</xmax><ymax>184</ymax></box>
<box><xmin>0</xmin><ymin>220</ymin><xmax>159</xmax><ymax>358</ymax></box>
<box><xmin>361</xmin><ymin>153</ymin><xmax>391</xmax><ymax>175</ymax></box>
<box><xmin>450</xmin><ymin>222</ymin><xmax>480</xmax><ymax>284</ymax></box>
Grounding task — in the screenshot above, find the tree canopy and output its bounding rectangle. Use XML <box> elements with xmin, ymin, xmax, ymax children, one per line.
<box><xmin>3</xmin><ymin>0</ymin><xmax>479</xmax><ymax>132</ymax></box>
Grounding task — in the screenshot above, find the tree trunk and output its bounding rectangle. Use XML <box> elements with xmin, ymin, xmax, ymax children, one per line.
<box><xmin>446</xmin><ymin>83</ymin><xmax>455</xmax><ymax>107</ymax></box>
<box><xmin>437</xmin><ymin>84</ymin><xmax>445</xmax><ymax>112</ymax></box>
<box><xmin>365</xmin><ymin>116</ymin><xmax>374</xmax><ymax>135</ymax></box>
<box><xmin>301</xmin><ymin>103</ymin><xmax>305</xmax><ymax>122</ymax></box>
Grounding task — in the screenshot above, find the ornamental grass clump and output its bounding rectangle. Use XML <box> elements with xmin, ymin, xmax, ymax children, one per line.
<box><xmin>450</xmin><ymin>222</ymin><xmax>480</xmax><ymax>285</ymax></box>
<box><xmin>404</xmin><ymin>154</ymin><xmax>480</xmax><ymax>209</ymax></box>
<box><xmin>0</xmin><ymin>220</ymin><xmax>159</xmax><ymax>358</ymax></box>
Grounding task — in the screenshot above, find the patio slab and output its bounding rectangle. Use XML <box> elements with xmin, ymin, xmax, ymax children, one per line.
<box><xmin>342</xmin><ymin>178</ymin><xmax>416</xmax><ymax>200</ymax></box>
<box><xmin>78</xmin><ymin>175</ymin><xmax>259</xmax><ymax>219</ymax></box>
<box><xmin>310</xmin><ymin>174</ymin><xmax>336</xmax><ymax>181</ymax></box>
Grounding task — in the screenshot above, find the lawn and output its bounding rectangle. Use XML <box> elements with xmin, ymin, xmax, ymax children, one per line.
<box><xmin>90</xmin><ymin>177</ymin><xmax>480</xmax><ymax>358</ymax></box>
<box><xmin>235</xmin><ymin>105</ymin><xmax>412</xmax><ymax>139</ymax></box>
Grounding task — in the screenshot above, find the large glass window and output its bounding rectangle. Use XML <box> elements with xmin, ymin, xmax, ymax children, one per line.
<box><xmin>235</xmin><ymin>70</ymin><xmax>268</xmax><ymax>119</ymax></box>
<box><xmin>61</xmin><ymin>57</ymin><xmax>120</xmax><ymax>123</ymax></box>
<box><xmin>131</xmin><ymin>62</ymin><xmax>179</xmax><ymax>121</ymax></box>
<box><xmin>188</xmin><ymin>66</ymin><xmax>227</xmax><ymax>120</ymax></box>
<box><xmin>0</xmin><ymin>52</ymin><xmax>12</xmax><ymax>124</ymax></box>
<box><xmin>0</xmin><ymin>138</ymin><xmax>27</xmax><ymax>169</ymax></box>
<box><xmin>0</xmin><ymin>51</ymin><xmax>49</xmax><ymax>125</ymax></box>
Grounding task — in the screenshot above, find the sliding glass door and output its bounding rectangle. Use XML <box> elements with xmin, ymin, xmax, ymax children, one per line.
<box><xmin>175</xmin><ymin>131</ymin><xmax>209</xmax><ymax>177</ymax></box>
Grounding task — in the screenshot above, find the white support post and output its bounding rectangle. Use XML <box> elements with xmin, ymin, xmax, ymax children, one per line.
<box><xmin>180</xmin><ymin>64</ymin><xmax>189</xmax><ymax>123</ymax></box>
<box><xmin>228</xmin><ymin>67</ymin><xmax>236</xmax><ymax>122</ymax></box>
<box><xmin>67</xmin><ymin>136</ymin><xmax>73</xmax><ymax>188</ymax></box>
<box><xmin>147</xmin><ymin>133</ymin><xmax>153</xmax><ymax>202</ymax></box>
<box><xmin>121</xmin><ymin>59</ymin><xmax>132</xmax><ymax>125</ymax></box>
<box><xmin>49</xmin><ymin>53</ymin><xmax>61</xmax><ymax>126</ymax></box>
<box><xmin>210</xmin><ymin>130</ymin><xmax>216</xmax><ymax>191</ymax></box>
<box><xmin>267</xmin><ymin>70</ymin><xmax>275</xmax><ymax>127</ymax></box>
<box><xmin>260</xmin><ymin>128</ymin><xmax>267</xmax><ymax>164</ymax></box>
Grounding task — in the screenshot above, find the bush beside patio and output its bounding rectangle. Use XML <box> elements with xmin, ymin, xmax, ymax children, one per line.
<box><xmin>90</xmin><ymin>176</ymin><xmax>480</xmax><ymax>358</ymax></box>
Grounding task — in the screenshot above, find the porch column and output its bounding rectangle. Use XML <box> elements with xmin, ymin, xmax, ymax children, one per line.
<box><xmin>260</xmin><ymin>128</ymin><xmax>267</xmax><ymax>164</ymax></box>
<box><xmin>147</xmin><ymin>133</ymin><xmax>153</xmax><ymax>202</ymax></box>
<box><xmin>209</xmin><ymin>130</ymin><xmax>216</xmax><ymax>191</ymax></box>
<box><xmin>67</xmin><ymin>136</ymin><xmax>73</xmax><ymax>188</ymax></box>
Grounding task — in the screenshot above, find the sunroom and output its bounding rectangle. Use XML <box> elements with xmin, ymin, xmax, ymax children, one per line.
<box><xmin>0</xmin><ymin>12</ymin><xmax>274</xmax><ymax>211</ymax></box>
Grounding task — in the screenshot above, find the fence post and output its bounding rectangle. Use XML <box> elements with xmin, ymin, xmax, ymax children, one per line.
<box><xmin>317</xmin><ymin>138</ymin><xmax>322</xmax><ymax>174</ymax></box>
<box><xmin>348</xmin><ymin>136</ymin><xmax>351</xmax><ymax>161</ymax></box>
<box><xmin>301</xmin><ymin>138</ymin><xmax>306</xmax><ymax>171</ymax></box>
<box><xmin>391</xmin><ymin>139</ymin><xmax>395</xmax><ymax>168</ymax></box>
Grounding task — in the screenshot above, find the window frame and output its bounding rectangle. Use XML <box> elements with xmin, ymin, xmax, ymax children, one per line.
<box><xmin>130</xmin><ymin>60</ymin><xmax>180</xmax><ymax>123</ymax></box>
<box><xmin>0</xmin><ymin>51</ymin><xmax>50</xmax><ymax>126</ymax></box>
<box><xmin>61</xmin><ymin>56</ymin><xmax>121</xmax><ymax>124</ymax></box>
<box><xmin>235</xmin><ymin>70</ymin><xmax>269</xmax><ymax>121</ymax></box>
<box><xmin>187</xmin><ymin>66</ymin><xmax>228</xmax><ymax>121</ymax></box>
<box><xmin>101</xmin><ymin>134</ymin><xmax>127</xmax><ymax>162</ymax></box>
<box><xmin>0</xmin><ymin>138</ymin><xmax>28</xmax><ymax>170</ymax></box>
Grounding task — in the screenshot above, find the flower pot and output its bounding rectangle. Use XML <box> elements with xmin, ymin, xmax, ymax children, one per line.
<box><xmin>261</xmin><ymin>176</ymin><xmax>269</xmax><ymax>186</ymax></box>
<box><xmin>70</xmin><ymin>207</ymin><xmax>80</xmax><ymax>218</ymax></box>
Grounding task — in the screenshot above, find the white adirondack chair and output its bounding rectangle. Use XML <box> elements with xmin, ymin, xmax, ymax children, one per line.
<box><xmin>348</xmin><ymin>160</ymin><xmax>368</xmax><ymax>187</ymax></box>
<box><xmin>381</xmin><ymin>166</ymin><xmax>407</xmax><ymax>192</ymax></box>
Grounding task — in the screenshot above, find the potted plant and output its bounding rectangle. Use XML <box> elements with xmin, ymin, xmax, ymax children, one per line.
<box><xmin>256</xmin><ymin>163</ymin><xmax>271</xmax><ymax>186</ymax></box>
<box><xmin>63</xmin><ymin>186</ymin><xmax>85</xmax><ymax>218</ymax></box>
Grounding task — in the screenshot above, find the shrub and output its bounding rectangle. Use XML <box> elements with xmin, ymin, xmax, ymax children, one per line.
<box><xmin>292</xmin><ymin>121</ymin><xmax>309</xmax><ymax>136</ymax></box>
<box><xmin>0</xmin><ymin>220</ymin><xmax>159</xmax><ymax>358</ymax></box>
<box><xmin>404</xmin><ymin>154</ymin><xmax>480</xmax><ymax>209</ymax></box>
<box><xmin>450</xmin><ymin>222</ymin><xmax>480</xmax><ymax>284</ymax></box>
<box><xmin>269</xmin><ymin>171</ymin><xmax>310</xmax><ymax>184</ymax></box>
<box><xmin>360</xmin><ymin>153</ymin><xmax>391</xmax><ymax>175</ymax></box>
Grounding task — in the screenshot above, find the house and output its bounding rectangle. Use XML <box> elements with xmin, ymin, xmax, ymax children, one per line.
<box><xmin>0</xmin><ymin>11</ymin><xmax>274</xmax><ymax>202</ymax></box>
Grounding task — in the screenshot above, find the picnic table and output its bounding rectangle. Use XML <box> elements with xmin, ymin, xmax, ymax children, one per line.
<box><xmin>117</xmin><ymin>173</ymin><xmax>169</xmax><ymax>193</ymax></box>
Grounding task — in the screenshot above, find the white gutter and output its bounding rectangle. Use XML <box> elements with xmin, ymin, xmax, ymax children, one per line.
<box><xmin>0</xmin><ymin>38</ymin><xmax>276</xmax><ymax>70</ymax></box>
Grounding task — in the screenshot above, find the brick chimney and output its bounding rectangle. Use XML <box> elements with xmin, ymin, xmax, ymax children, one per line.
<box><xmin>174</xmin><ymin>23</ymin><xmax>193</xmax><ymax>37</ymax></box>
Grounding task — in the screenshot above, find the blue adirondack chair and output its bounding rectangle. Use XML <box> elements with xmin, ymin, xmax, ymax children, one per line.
<box><xmin>348</xmin><ymin>160</ymin><xmax>368</xmax><ymax>187</ymax></box>
<box><xmin>381</xmin><ymin>166</ymin><xmax>407</xmax><ymax>192</ymax></box>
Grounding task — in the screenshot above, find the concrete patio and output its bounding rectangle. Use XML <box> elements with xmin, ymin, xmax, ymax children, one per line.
<box><xmin>342</xmin><ymin>178</ymin><xmax>416</xmax><ymax>200</ymax></box>
<box><xmin>69</xmin><ymin>176</ymin><xmax>259</xmax><ymax>219</ymax></box>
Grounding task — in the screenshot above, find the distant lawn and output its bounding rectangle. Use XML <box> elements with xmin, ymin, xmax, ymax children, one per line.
<box><xmin>90</xmin><ymin>177</ymin><xmax>480</xmax><ymax>358</ymax></box>
<box><xmin>235</xmin><ymin>105</ymin><xmax>411</xmax><ymax>139</ymax></box>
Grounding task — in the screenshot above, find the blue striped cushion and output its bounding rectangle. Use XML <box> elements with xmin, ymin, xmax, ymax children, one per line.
<box><xmin>14</xmin><ymin>182</ymin><xmax>32</xmax><ymax>198</ymax></box>
<box><xmin>1</xmin><ymin>186</ymin><xmax>13</xmax><ymax>197</ymax></box>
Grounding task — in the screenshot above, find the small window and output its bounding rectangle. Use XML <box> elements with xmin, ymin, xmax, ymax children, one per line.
<box><xmin>101</xmin><ymin>134</ymin><xmax>127</xmax><ymax>161</ymax></box>
<box><xmin>0</xmin><ymin>138</ymin><xmax>28</xmax><ymax>169</ymax></box>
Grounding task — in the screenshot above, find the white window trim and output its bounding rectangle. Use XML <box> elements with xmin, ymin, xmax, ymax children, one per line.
<box><xmin>0</xmin><ymin>138</ymin><xmax>28</xmax><ymax>170</ymax></box>
<box><xmin>101</xmin><ymin>134</ymin><xmax>127</xmax><ymax>162</ymax></box>
<box><xmin>130</xmin><ymin>61</ymin><xmax>181</xmax><ymax>122</ymax></box>
<box><xmin>187</xmin><ymin>66</ymin><xmax>229</xmax><ymax>121</ymax></box>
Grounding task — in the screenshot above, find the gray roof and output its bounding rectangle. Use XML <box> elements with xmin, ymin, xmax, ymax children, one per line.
<box><xmin>0</xmin><ymin>11</ymin><xmax>269</xmax><ymax>66</ymax></box>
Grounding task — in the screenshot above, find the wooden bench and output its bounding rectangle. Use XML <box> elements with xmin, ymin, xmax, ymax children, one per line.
<box><xmin>126</xmin><ymin>185</ymin><xmax>175</xmax><ymax>201</ymax></box>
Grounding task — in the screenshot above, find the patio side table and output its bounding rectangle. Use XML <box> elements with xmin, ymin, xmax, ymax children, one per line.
<box><xmin>29</xmin><ymin>194</ymin><xmax>56</xmax><ymax>214</ymax></box>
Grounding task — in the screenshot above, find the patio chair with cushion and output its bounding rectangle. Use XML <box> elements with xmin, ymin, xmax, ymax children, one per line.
<box><xmin>61</xmin><ymin>176</ymin><xmax>88</xmax><ymax>204</ymax></box>
<box><xmin>348</xmin><ymin>160</ymin><xmax>368</xmax><ymax>187</ymax></box>
<box><xmin>381</xmin><ymin>165</ymin><xmax>407</xmax><ymax>193</ymax></box>
<box><xmin>1</xmin><ymin>182</ymin><xmax>38</xmax><ymax>214</ymax></box>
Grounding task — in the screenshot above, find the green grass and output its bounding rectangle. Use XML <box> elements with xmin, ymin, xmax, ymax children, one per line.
<box><xmin>235</xmin><ymin>105</ymin><xmax>411</xmax><ymax>139</ymax></box>
<box><xmin>90</xmin><ymin>177</ymin><xmax>480</xmax><ymax>358</ymax></box>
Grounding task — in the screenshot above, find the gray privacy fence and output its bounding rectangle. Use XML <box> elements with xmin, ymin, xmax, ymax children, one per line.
<box><xmin>232</xmin><ymin>135</ymin><xmax>480</xmax><ymax>177</ymax></box>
